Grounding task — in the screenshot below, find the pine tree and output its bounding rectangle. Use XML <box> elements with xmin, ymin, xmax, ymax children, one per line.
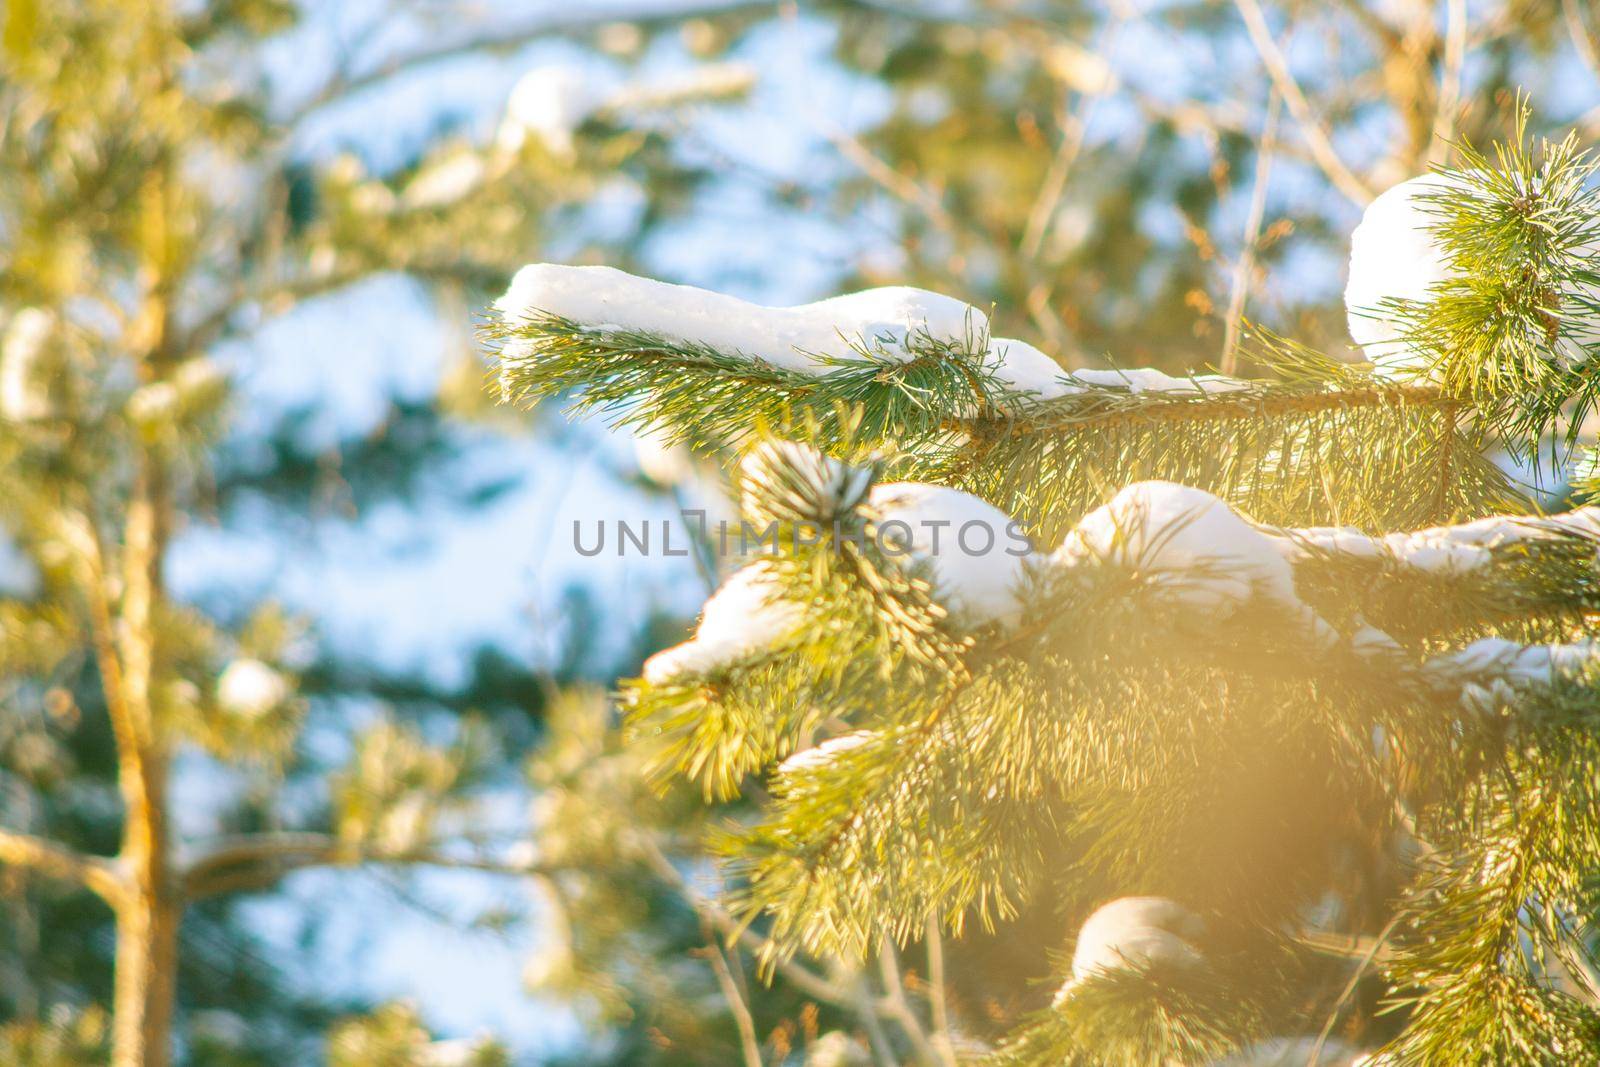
<box><xmin>489</xmin><ymin>105</ymin><xmax>1600</xmax><ymax>1065</ymax></box>
<box><xmin>0</xmin><ymin>3</ymin><xmax>754</xmax><ymax>1065</ymax></box>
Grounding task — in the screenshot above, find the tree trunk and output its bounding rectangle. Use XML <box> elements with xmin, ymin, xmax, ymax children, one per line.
<box><xmin>111</xmin><ymin>892</ymin><xmax>181</xmax><ymax>1067</ymax></box>
<box><xmin>110</xmin><ymin>751</ymin><xmax>180</xmax><ymax>1067</ymax></box>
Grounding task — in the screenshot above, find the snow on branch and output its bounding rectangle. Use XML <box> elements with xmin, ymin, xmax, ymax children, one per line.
<box><xmin>1342</xmin><ymin>119</ymin><xmax>1600</xmax><ymax>463</ymax></box>
<box><xmin>485</xmin><ymin>263</ymin><xmax>1498</xmax><ymax>542</ymax></box>
<box><xmin>496</xmin><ymin>263</ymin><xmax>994</xmax><ymax>376</ymax></box>
<box><xmin>491</xmin><ymin>264</ymin><xmax>1319</xmax><ymax>405</ymax></box>
<box><xmin>1052</xmin><ymin>480</ymin><xmax>1339</xmax><ymax>648</ymax></box>
<box><xmin>1056</xmin><ymin>896</ymin><xmax>1206</xmax><ymax>1004</ymax></box>
<box><xmin>635</xmin><ymin>442</ymin><xmax>1600</xmax><ymax>709</ymax></box>
<box><xmin>488</xmin><ymin>263</ymin><xmax>1274</xmax><ymax>410</ymax></box>
<box><xmin>636</xmin><ymin>448</ymin><xmax>1600</xmax><ymax>1051</ymax></box>
<box><xmin>640</xmin><ymin>563</ymin><xmax>805</xmax><ymax>684</ymax></box>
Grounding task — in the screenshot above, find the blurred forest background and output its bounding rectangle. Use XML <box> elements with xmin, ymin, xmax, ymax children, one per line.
<box><xmin>1</xmin><ymin>0</ymin><xmax>1598</xmax><ymax>1064</ymax></box>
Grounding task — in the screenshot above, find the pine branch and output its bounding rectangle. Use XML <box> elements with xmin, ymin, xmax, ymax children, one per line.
<box><xmin>987</xmin><ymin>965</ymin><xmax>1264</xmax><ymax>1066</ymax></box>
<box><xmin>0</xmin><ymin>829</ymin><xmax>126</xmax><ymax>905</ymax></box>
<box><xmin>698</xmin><ymin>935</ymin><xmax>765</xmax><ymax>1067</ymax></box>
<box><xmin>1383</xmin><ymin>763</ymin><xmax>1600</xmax><ymax>1063</ymax></box>
<box><xmin>632</xmin><ymin>442</ymin><xmax>1600</xmax><ymax>980</ymax></box>
<box><xmin>181</xmin><ymin>832</ymin><xmax>556</xmax><ymax>900</ymax></box>
<box><xmin>491</xmin><ymin>309</ymin><xmax>1502</xmax><ymax>540</ymax></box>
<box><xmin>877</xmin><ymin>940</ymin><xmax>940</xmax><ymax>1067</ymax></box>
<box><xmin>1383</xmin><ymin>116</ymin><xmax>1600</xmax><ymax>461</ymax></box>
<box><xmin>280</xmin><ymin>1</ymin><xmax>773</xmax><ymax>127</ymax></box>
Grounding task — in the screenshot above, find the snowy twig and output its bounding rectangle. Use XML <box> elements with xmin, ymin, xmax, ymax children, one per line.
<box><xmin>282</xmin><ymin>1</ymin><xmax>771</xmax><ymax>127</ymax></box>
<box><xmin>1230</xmin><ymin>0</ymin><xmax>1373</xmax><ymax>206</ymax></box>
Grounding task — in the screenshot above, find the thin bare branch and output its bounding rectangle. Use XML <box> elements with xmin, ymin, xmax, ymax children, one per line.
<box><xmin>877</xmin><ymin>939</ymin><xmax>939</xmax><ymax>1067</ymax></box>
<box><xmin>1020</xmin><ymin>14</ymin><xmax>1128</xmax><ymax>261</ymax></box>
<box><xmin>701</xmin><ymin>935</ymin><xmax>765</xmax><ymax>1067</ymax></box>
<box><xmin>631</xmin><ymin>832</ymin><xmax>848</xmax><ymax>1005</ymax></box>
<box><xmin>1231</xmin><ymin>0</ymin><xmax>1374</xmax><ymax>206</ymax></box>
<box><xmin>819</xmin><ymin>123</ymin><xmax>958</xmax><ymax>237</ymax></box>
<box><xmin>1294</xmin><ymin>928</ymin><xmax>1398</xmax><ymax>966</ymax></box>
<box><xmin>1566</xmin><ymin>0</ymin><xmax>1600</xmax><ymax>85</ymax></box>
<box><xmin>924</xmin><ymin>917</ymin><xmax>958</xmax><ymax>1067</ymax></box>
<box><xmin>182</xmin><ymin>832</ymin><xmax>556</xmax><ymax>900</ymax></box>
<box><xmin>1305</xmin><ymin>913</ymin><xmax>1401</xmax><ymax>1067</ymax></box>
<box><xmin>856</xmin><ymin>978</ymin><xmax>898</xmax><ymax>1067</ymax></box>
<box><xmin>1428</xmin><ymin>0</ymin><xmax>1468</xmax><ymax>166</ymax></box>
<box><xmin>284</xmin><ymin>1</ymin><xmax>773</xmax><ymax>126</ymax></box>
<box><xmin>0</xmin><ymin>828</ymin><xmax>126</xmax><ymax>905</ymax></box>
<box><xmin>1333</xmin><ymin>0</ymin><xmax>1400</xmax><ymax>46</ymax></box>
<box><xmin>1221</xmin><ymin>92</ymin><xmax>1281</xmax><ymax>375</ymax></box>
<box><xmin>76</xmin><ymin>518</ymin><xmax>147</xmax><ymax>797</ymax></box>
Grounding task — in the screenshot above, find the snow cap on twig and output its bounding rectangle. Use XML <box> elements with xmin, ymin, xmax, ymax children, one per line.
<box><xmin>0</xmin><ymin>308</ymin><xmax>55</xmax><ymax>422</ymax></box>
<box><xmin>498</xmin><ymin>64</ymin><xmax>615</xmax><ymax>155</ymax></box>
<box><xmin>1065</xmin><ymin>367</ymin><xmax>1250</xmax><ymax>395</ymax></box>
<box><xmin>1427</xmin><ymin>637</ymin><xmax>1600</xmax><ymax>695</ymax></box>
<box><xmin>1053</xmin><ymin>481</ymin><xmax>1333</xmax><ymax>645</ymax></box>
<box><xmin>217</xmin><ymin>658</ymin><xmax>290</xmax><ymax>720</ymax></box>
<box><xmin>983</xmin><ymin>337</ymin><xmax>1076</xmax><ymax>400</ymax></box>
<box><xmin>1345</xmin><ymin>174</ymin><xmax>1458</xmax><ymax>376</ymax></box>
<box><xmin>868</xmin><ymin>481</ymin><xmax>1034</xmax><ymax>626</ymax></box>
<box><xmin>640</xmin><ymin>563</ymin><xmax>805</xmax><ymax>684</ymax></box>
<box><xmin>496</xmin><ymin>263</ymin><xmax>987</xmax><ymax>374</ymax></box>
<box><xmin>1056</xmin><ymin>896</ymin><xmax>1205</xmax><ymax>1005</ymax></box>
<box><xmin>775</xmin><ymin>731</ymin><xmax>878</xmax><ymax>780</ymax></box>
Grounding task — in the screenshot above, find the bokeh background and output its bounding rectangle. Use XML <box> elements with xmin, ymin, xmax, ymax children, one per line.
<box><xmin>3</xmin><ymin>0</ymin><xmax>1599</xmax><ymax>1063</ymax></box>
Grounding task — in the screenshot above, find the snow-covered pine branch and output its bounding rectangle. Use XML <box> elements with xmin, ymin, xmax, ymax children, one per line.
<box><xmin>0</xmin><ymin>308</ymin><xmax>56</xmax><ymax>423</ymax></box>
<box><xmin>482</xmin><ymin>112</ymin><xmax>1600</xmax><ymax>1065</ymax></box>
<box><xmin>640</xmin><ymin>563</ymin><xmax>804</xmax><ymax>684</ymax></box>
<box><xmin>494</xmin><ymin>262</ymin><xmax>1070</xmax><ymax>390</ymax></box>
<box><xmin>1342</xmin><ymin>114</ymin><xmax>1600</xmax><ymax>462</ymax></box>
<box><xmin>498</xmin><ymin>61</ymin><xmax>756</xmax><ymax>158</ymax></box>
<box><xmin>1055</xmin><ymin>896</ymin><xmax>1206</xmax><ymax>1002</ymax></box>
<box><xmin>997</xmin><ymin>897</ymin><xmax>1387</xmax><ymax>1065</ymax></box>
<box><xmin>636</xmin><ymin>441</ymin><xmax>1600</xmax><ymax>709</ymax></box>
<box><xmin>487</xmin><ymin>261</ymin><xmax>1500</xmax><ymax>540</ymax></box>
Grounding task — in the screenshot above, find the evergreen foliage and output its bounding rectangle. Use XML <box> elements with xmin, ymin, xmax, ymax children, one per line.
<box><xmin>490</xmin><ymin>115</ymin><xmax>1600</xmax><ymax>1064</ymax></box>
<box><xmin>0</xmin><ymin>2</ymin><xmax>759</xmax><ymax>1064</ymax></box>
